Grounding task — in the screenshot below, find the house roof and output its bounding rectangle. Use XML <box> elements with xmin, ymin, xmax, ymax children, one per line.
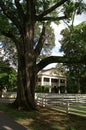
<box><xmin>38</xmin><ymin>67</ymin><xmax>66</xmax><ymax>78</ymax></box>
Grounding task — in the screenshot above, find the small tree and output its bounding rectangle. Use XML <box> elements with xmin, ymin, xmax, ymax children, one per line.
<box><xmin>0</xmin><ymin>57</ymin><xmax>17</xmax><ymax>91</ymax></box>
<box><xmin>60</xmin><ymin>22</ymin><xmax>86</xmax><ymax>93</ymax></box>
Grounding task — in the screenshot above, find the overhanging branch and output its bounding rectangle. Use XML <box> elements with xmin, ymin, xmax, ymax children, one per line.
<box><xmin>34</xmin><ymin>24</ymin><xmax>45</xmax><ymax>58</ymax></box>
<box><xmin>36</xmin><ymin>0</ymin><xmax>67</xmax><ymax>20</ymax></box>
<box><xmin>36</xmin><ymin>55</ymin><xmax>86</xmax><ymax>72</ymax></box>
<box><xmin>15</xmin><ymin>0</ymin><xmax>25</xmax><ymax>23</ymax></box>
<box><xmin>38</xmin><ymin>15</ymin><xmax>67</xmax><ymax>21</ymax></box>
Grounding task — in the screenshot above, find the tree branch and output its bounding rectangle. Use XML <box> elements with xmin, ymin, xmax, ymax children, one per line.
<box><xmin>36</xmin><ymin>56</ymin><xmax>86</xmax><ymax>72</ymax></box>
<box><xmin>34</xmin><ymin>24</ymin><xmax>45</xmax><ymax>58</ymax></box>
<box><xmin>0</xmin><ymin>1</ymin><xmax>22</xmax><ymax>35</ymax></box>
<box><xmin>26</xmin><ymin>0</ymin><xmax>35</xmax><ymax>21</ymax></box>
<box><xmin>36</xmin><ymin>0</ymin><xmax>67</xmax><ymax>19</ymax></box>
<box><xmin>0</xmin><ymin>30</ymin><xmax>20</xmax><ymax>50</ymax></box>
<box><xmin>15</xmin><ymin>0</ymin><xmax>25</xmax><ymax>23</ymax></box>
<box><xmin>36</xmin><ymin>56</ymin><xmax>66</xmax><ymax>72</ymax></box>
<box><xmin>37</xmin><ymin>15</ymin><xmax>67</xmax><ymax>21</ymax></box>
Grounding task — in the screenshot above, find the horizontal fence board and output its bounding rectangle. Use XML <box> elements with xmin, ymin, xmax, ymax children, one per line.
<box><xmin>70</xmin><ymin>110</ymin><xmax>86</xmax><ymax>115</ymax></box>
<box><xmin>36</xmin><ymin>93</ymin><xmax>86</xmax><ymax>117</ymax></box>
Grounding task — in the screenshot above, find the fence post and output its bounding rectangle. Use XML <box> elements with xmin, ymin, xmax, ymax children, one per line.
<box><xmin>76</xmin><ymin>95</ymin><xmax>79</xmax><ymax>102</ymax></box>
<box><xmin>42</xmin><ymin>95</ymin><xmax>46</xmax><ymax>107</ymax></box>
<box><xmin>44</xmin><ymin>94</ymin><xmax>47</xmax><ymax>107</ymax></box>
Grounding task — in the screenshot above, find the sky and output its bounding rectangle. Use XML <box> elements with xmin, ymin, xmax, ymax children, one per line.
<box><xmin>44</xmin><ymin>10</ymin><xmax>86</xmax><ymax>69</ymax></box>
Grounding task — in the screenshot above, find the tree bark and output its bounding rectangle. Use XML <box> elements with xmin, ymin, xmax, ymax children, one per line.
<box><xmin>14</xmin><ymin>51</ymin><xmax>37</xmax><ymax>110</ymax></box>
<box><xmin>14</xmin><ymin>1</ymin><xmax>37</xmax><ymax>109</ymax></box>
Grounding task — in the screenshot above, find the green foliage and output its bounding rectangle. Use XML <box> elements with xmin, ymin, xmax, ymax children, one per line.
<box><xmin>35</xmin><ymin>0</ymin><xmax>50</xmax><ymax>14</ymax></box>
<box><xmin>0</xmin><ymin>0</ymin><xmax>86</xmax><ymax>109</ymax></box>
<box><xmin>60</xmin><ymin>22</ymin><xmax>86</xmax><ymax>57</ymax></box>
<box><xmin>35</xmin><ymin>85</ymin><xmax>49</xmax><ymax>93</ymax></box>
<box><xmin>55</xmin><ymin>63</ymin><xmax>66</xmax><ymax>75</ymax></box>
<box><xmin>67</xmin><ymin>127</ymin><xmax>76</xmax><ymax>130</ymax></box>
<box><xmin>63</xmin><ymin>0</ymin><xmax>86</xmax><ymax>23</ymax></box>
<box><xmin>66</xmin><ymin>73</ymin><xmax>78</xmax><ymax>93</ymax></box>
<box><xmin>60</xmin><ymin>22</ymin><xmax>86</xmax><ymax>93</ymax></box>
<box><xmin>35</xmin><ymin>22</ymin><xmax>55</xmax><ymax>59</ymax></box>
<box><xmin>8</xmin><ymin>69</ymin><xmax>17</xmax><ymax>89</ymax></box>
<box><xmin>0</xmin><ymin>0</ymin><xmax>85</xmax><ymax>65</ymax></box>
<box><xmin>0</xmin><ymin>58</ymin><xmax>17</xmax><ymax>91</ymax></box>
<box><xmin>0</xmin><ymin>35</ymin><xmax>18</xmax><ymax>68</ymax></box>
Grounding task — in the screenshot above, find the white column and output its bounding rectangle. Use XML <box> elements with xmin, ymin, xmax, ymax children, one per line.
<box><xmin>49</xmin><ymin>78</ymin><xmax>52</xmax><ymax>93</ymax></box>
<box><xmin>41</xmin><ymin>76</ymin><xmax>44</xmax><ymax>86</ymax></box>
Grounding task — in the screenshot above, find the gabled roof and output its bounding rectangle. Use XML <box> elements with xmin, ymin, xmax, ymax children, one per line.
<box><xmin>38</xmin><ymin>67</ymin><xmax>66</xmax><ymax>77</ymax></box>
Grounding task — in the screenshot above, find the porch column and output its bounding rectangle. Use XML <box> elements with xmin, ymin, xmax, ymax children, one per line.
<box><xmin>41</xmin><ymin>76</ymin><xmax>44</xmax><ymax>86</ymax></box>
<box><xmin>49</xmin><ymin>78</ymin><xmax>52</xmax><ymax>93</ymax></box>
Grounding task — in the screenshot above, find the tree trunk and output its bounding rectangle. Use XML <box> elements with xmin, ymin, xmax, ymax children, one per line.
<box><xmin>14</xmin><ymin>9</ymin><xmax>37</xmax><ymax>110</ymax></box>
<box><xmin>13</xmin><ymin>1</ymin><xmax>37</xmax><ymax>110</ymax></box>
<box><xmin>14</xmin><ymin>53</ymin><xmax>37</xmax><ymax>110</ymax></box>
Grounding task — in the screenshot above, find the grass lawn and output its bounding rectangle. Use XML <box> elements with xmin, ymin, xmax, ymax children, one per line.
<box><xmin>0</xmin><ymin>103</ymin><xmax>86</xmax><ymax>130</ymax></box>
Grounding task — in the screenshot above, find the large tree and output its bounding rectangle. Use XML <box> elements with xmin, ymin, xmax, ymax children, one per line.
<box><xmin>60</xmin><ymin>22</ymin><xmax>86</xmax><ymax>93</ymax></box>
<box><xmin>0</xmin><ymin>0</ymin><xmax>86</xmax><ymax>110</ymax></box>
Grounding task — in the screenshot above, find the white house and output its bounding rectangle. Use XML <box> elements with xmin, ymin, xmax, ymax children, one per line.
<box><xmin>37</xmin><ymin>68</ymin><xmax>67</xmax><ymax>94</ymax></box>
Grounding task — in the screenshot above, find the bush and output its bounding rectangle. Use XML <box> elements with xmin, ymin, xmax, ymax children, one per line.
<box><xmin>35</xmin><ymin>85</ymin><xmax>50</xmax><ymax>93</ymax></box>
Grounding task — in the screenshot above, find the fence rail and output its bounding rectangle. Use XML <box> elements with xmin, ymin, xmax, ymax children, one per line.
<box><xmin>1</xmin><ymin>92</ymin><xmax>86</xmax><ymax>117</ymax></box>
<box><xmin>36</xmin><ymin>93</ymin><xmax>86</xmax><ymax>117</ymax></box>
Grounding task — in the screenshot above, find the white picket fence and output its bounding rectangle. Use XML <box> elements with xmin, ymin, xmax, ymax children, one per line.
<box><xmin>36</xmin><ymin>93</ymin><xmax>86</xmax><ymax>117</ymax></box>
<box><xmin>1</xmin><ymin>92</ymin><xmax>86</xmax><ymax>117</ymax></box>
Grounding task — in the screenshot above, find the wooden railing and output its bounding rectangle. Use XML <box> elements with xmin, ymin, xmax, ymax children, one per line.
<box><xmin>1</xmin><ymin>92</ymin><xmax>86</xmax><ymax>117</ymax></box>
<box><xmin>36</xmin><ymin>93</ymin><xmax>86</xmax><ymax>117</ymax></box>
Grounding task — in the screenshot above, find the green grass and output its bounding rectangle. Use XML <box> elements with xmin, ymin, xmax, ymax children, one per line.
<box><xmin>69</xmin><ymin>103</ymin><xmax>86</xmax><ymax>117</ymax></box>
<box><xmin>0</xmin><ymin>103</ymin><xmax>86</xmax><ymax>130</ymax></box>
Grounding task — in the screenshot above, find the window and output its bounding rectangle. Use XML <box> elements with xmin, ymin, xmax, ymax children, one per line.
<box><xmin>51</xmin><ymin>78</ymin><xmax>58</xmax><ymax>83</ymax></box>
<box><xmin>44</xmin><ymin>78</ymin><xmax>49</xmax><ymax>82</ymax></box>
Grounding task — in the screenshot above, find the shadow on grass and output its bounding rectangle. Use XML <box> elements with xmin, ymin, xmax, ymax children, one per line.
<box><xmin>0</xmin><ymin>111</ymin><xmax>27</xmax><ymax>130</ymax></box>
<box><xmin>0</xmin><ymin>103</ymin><xmax>86</xmax><ymax>130</ymax></box>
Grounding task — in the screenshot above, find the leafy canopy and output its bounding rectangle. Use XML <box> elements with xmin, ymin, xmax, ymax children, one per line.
<box><xmin>60</xmin><ymin>22</ymin><xmax>86</xmax><ymax>93</ymax></box>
